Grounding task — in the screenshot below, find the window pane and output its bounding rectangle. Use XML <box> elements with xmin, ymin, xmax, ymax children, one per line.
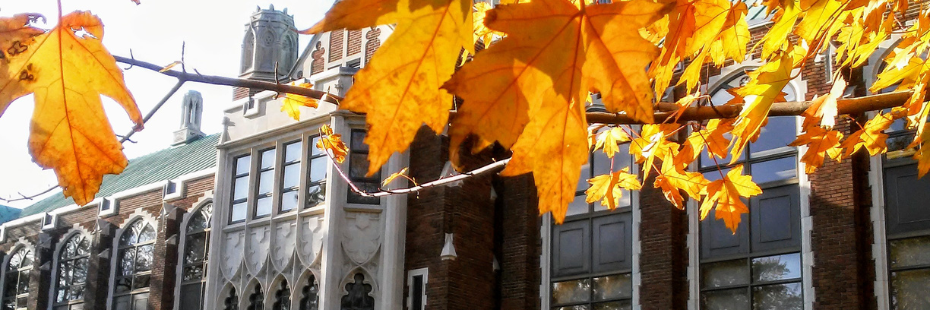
<box><xmin>555</xmin><ymin>306</ymin><xmax>590</xmax><ymax>310</ymax></box>
<box><xmin>309</xmin><ymin>157</ymin><xmax>327</xmax><ymax>183</ymax></box>
<box><xmin>256</xmin><ymin>197</ymin><xmax>272</xmax><ymax>217</ymax></box>
<box><xmin>307</xmin><ymin>184</ymin><xmax>325</xmax><ymax>207</ymax></box>
<box><xmin>259</xmin><ymin>170</ymin><xmax>274</xmax><ymax>195</ymax></box>
<box><xmin>283</xmin><ymin>164</ymin><xmax>300</xmax><ymax>188</ymax></box>
<box><xmin>139</xmin><ymin>225</ymin><xmax>155</xmax><ymax>243</ymax></box>
<box><xmin>592</xmin><ymin>274</ymin><xmax>632</xmax><ymax>301</ymax></box>
<box><xmin>551</xmin><ymin>279</ymin><xmax>591</xmax><ymax>305</ymax></box>
<box><xmin>115</xmin><ymin>277</ymin><xmax>131</xmax><ymax>294</ymax></box>
<box><xmin>890</xmin><ymin>236</ymin><xmax>930</xmax><ymax>269</ymax></box>
<box><xmin>703</xmin><ymin>168</ymin><xmax>731</xmax><ymax>182</ymax></box>
<box><xmin>231</xmin><ymin>202</ymin><xmax>247</xmax><ymax>223</ymax></box>
<box><xmin>577</xmin><ymin>163</ymin><xmax>591</xmax><ymax>192</ymax></box>
<box><xmin>234</xmin><ymin>176</ymin><xmax>249</xmax><ymax>200</ymax></box>
<box><xmin>119</xmin><ymin>249</ymin><xmax>135</xmax><ymax>276</ymax></box>
<box><xmin>349</xmin><ymin>154</ymin><xmax>371</xmax><ymax>179</ymax></box>
<box><xmin>752</xmin><ymin>117</ymin><xmax>796</xmax><ymax>156</ymax></box>
<box><xmin>311</xmin><ymin>136</ymin><xmax>323</xmax><ymax>156</ymax></box>
<box><xmin>891</xmin><ymin>268</ymin><xmax>930</xmax><ymax>309</ymax></box>
<box><xmin>347</xmin><ymin>182</ymin><xmax>380</xmax><ymax>205</ymax></box>
<box><xmin>749</xmin><ymin>157</ymin><xmax>796</xmax><ymax>184</ymax></box>
<box><xmin>188</xmin><ymin>214</ymin><xmax>207</xmax><ymax>233</ymax></box>
<box><xmin>701</xmin><ymin>288</ymin><xmax>750</xmax><ymax>310</ymax></box>
<box><xmin>236</xmin><ymin>156</ymin><xmax>251</xmax><ymax>175</ymax></box>
<box><xmin>567</xmin><ymin>195</ymin><xmax>589</xmax><ymax>217</ymax></box>
<box><xmin>285</xmin><ymin>142</ymin><xmax>302</xmax><ymax>163</ymax></box>
<box><xmin>593</xmin><ymin>301</ymin><xmax>631</xmax><ymax>310</ymax></box>
<box><xmin>185</xmin><ymin>234</ymin><xmax>207</xmax><ymax>263</ymax></box>
<box><xmin>752</xmin><ymin>282</ymin><xmax>803</xmax><ymax>310</ymax></box>
<box><xmin>351</xmin><ymin>131</ymin><xmax>369</xmax><ymax>151</ymax></box>
<box><xmin>701</xmin><ymin>259</ymin><xmax>749</xmax><ymax>289</ymax></box>
<box><xmin>132</xmin><ymin>274</ymin><xmax>151</xmax><ymax>290</ymax></box>
<box><xmin>281</xmin><ymin>191</ymin><xmax>299</xmax><ymax>212</ymax></box>
<box><xmin>135</xmin><ymin>245</ymin><xmax>154</xmax><ymax>272</ymax></box>
<box><xmin>183</xmin><ymin>265</ymin><xmax>204</xmax><ymax>281</ymax></box>
<box><xmin>751</xmin><ymin>253</ymin><xmax>801</xmax><ymax>283</ymax></box>
<box><xmin>260</xmin><ymin>149</ymin><xmax>276</xmax><ymax>170</ymax></box>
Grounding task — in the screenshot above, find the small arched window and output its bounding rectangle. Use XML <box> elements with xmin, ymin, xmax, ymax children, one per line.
<box><xmin>113</xmin><ymin>220</ymin><xmax>155</xmax><ymax>310</ymax></box>
<box><xmin>341</xmin><ymin>273</ymin><xmax>374</xmax><ymax>310</ymax></box>
<box><xmin>300</xmin><ymin>275</ymin><xmax>320</xmax><ymax>310</ymax></box>
<box><xmin>55</xmin><ymin>233</ymin><xmax>90</xmax><ymax>308</ymax></box>
<box><xmin>247</xmin><ymin>284</ymin><xmax>264</xmax><ymax>310</ymax></box>
<box><xmin>2</xmin><ymin>247</ymin><xmax>33</xmax><ymax>310</ymax></box>
<box><xmin>273</xmin><ymin>280</ymin><xmax>291</xmax><ymax>310</ymax></box>
<box><xmin>180</xmin><ymin>203</ymin><xmax>212</xmax><ymax>310</ymax></box>
<box><xmin>224</xmin><ymin>288</ymin><xmax>239</xmax><ymax>310</ymax></box>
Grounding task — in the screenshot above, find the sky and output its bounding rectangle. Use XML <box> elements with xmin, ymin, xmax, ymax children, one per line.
<box><xmin>0</xmin><ymin>0</ymin><xmax>335</xmax><ymax>208</ymax></box>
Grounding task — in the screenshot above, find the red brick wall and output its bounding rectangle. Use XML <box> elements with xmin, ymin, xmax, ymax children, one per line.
<box><xmin>347</xmin><ymin>30</ymin><xmax>362</xmax><ymax>56</ymax></box>
<box><xmin>311</xmin><ymin>43</ymin><xmax>325</xmax><ymax>75</ymax></box>
<box><xmin>365</xmin><ymin>27</ymin><xmax>381</xmax><ymax>65</ymax></box>
<box><xmin>329</xmin><ymin>30</ymin><xmax>345</xmax><ymax>63</ymax></box>
<box><xmin>638</xmin><ymin>167</ymin><xmax>689</xmax><ymax>309</ymax></box>
<box><xmin>499</xmin><ymin>175</ymin><xmax>540</xmax><ymax>310</ymax></box>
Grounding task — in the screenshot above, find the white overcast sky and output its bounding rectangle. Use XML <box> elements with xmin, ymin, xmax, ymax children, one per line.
<box><xmin>0</xmin><ymin>0</ymin><xmax>334</xmax><ymax>208</ymax></box>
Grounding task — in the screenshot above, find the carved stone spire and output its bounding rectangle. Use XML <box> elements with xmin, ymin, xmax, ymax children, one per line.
<box><xmin>173</xmin><ymin>90</ymin><xmax>205</xmax><ymax>145</ymax></box>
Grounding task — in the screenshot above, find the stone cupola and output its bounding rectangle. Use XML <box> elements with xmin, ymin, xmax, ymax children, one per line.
<box><xmin>239</xmin><ymin>5</ymin><xmax>298</xmax><ymax>81</ymax></box>
<box><xmin>173</xmin><ymin>90</ymin><xmax>205</xmax><ymax>145</ymax></box>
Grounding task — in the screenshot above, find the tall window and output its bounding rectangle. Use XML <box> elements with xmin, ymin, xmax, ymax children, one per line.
<box><xmin>180</xmin><ymin>203</ymin><xmax>212</xmax><ymax>310</ymax></box>
<box><xmin>347</xmin><ymin>130</ymin><xmax>380</xmax><ymax>204</ymax></box>
<box><xmin>307</xmin><ymin>135</ymin><xmax>327</xmax><ymax>207</ymax></box>
<box><xmin>341</xmin><ymin>273</ymin><xmax>374</xmax><ymax>310</ymax></box>
<box><xmin>247</xmin><ymin>284</ymin><xmax>264</xmax><ymax>310</ymax></box>
<box><xmin>255</xmin><ymin>148</ymin><xmax>276</xmax><ymax>218</ymax></box>
<box><xmin>549</xmin><ymin>142</ymin><xmax>634</xmax><ymax>310</ymax></box>
<box><xmin>281</xmin><ymin>141</ymin><xmax>303</xmax><ymax>213</ymax></box>
<box><xmin>300</xmin><ymin>275</ymin><xmax>320</xmax><ymax>310</ymax></box>
<box><xmin>2</xmin><ymin>247</ymin><xmax>33</xmax><ymax>310</ymax></box>
<box><xmin>231</xmin><ymin>155</ymin><xmax>252</xmax><ymax>223</ymax></box>
<box><xmin>114</xmin><ymin>220</ymin><xmax>155</xmax><ymax>310</ymax></box>
<box><xmin>54</xmin><ymin>234</ymin><xmax>90</xmax><ymax>310</ymax></box>
<box><xmin>273</xmin><ymin>280</ymin><xmax>291</xmax><ymax>310</ymax></box>
<box><xmin>699</xmin><ymin>74</ymin><xmax>802</xmax><ymax>310</ymax></box>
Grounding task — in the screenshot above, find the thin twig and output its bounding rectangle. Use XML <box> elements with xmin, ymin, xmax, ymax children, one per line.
<box><xmin>0</xmin><ymin>186</ymin><xmax>59</xmax><ymax>203</ymax></box>
<box><xmin>120</xmin><ymin>80</ymin><xmax>185</xmax><ymax>143</ymax></box>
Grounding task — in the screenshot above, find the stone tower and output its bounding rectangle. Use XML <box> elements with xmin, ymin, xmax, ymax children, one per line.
<box><xmin>234</xmin><ymin>5</ymin><xmax>298</xmax><ymax>100</ymax></box>
<box><xmin>173</xmin><ymin>90</ymin><xmax>205</xmax><ymax>145</ymax></box>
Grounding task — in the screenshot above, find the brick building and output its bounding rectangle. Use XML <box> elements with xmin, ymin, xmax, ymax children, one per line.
<box><xmin>0</xmin><ymin>3</ymin><xmax>929</xmax><ymax>310</ymax></box>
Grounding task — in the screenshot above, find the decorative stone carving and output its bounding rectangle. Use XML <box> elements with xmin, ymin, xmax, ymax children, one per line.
<box><xmin>272</xmin><ymin>222</ymin><xmax>296</xmax><ymax>271</ymax></box>
<box><xmin>299</xmin><ymin>216</ymin><xmax>325</xmax><ymax>266</ymax></box>
<box><xmin>246</xmin><ymin>226</ymin><xmax>270</xmax><ymax>274</ymax></box>
<box><xmin>342</xmin><ymin>212</ymin><xmax>382</xmax><ymax>265</ymax></box>
<box><xmin>222</xmin><ymin>231</ymin><xmax>245</xmax><ymax>279</ymax></box>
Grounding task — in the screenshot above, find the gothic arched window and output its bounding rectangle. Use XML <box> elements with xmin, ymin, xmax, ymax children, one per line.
<box><xmin>247</xmin><ymin>284</ymin><xmax>264</xmax><ymax>310</ymax></box>
<box><xmin>341</xmin><ymin>273</ymin><xmax>374</xmax><ymax>310</ymax></box>
<box><xmin>300</xmin><ymin>276</ymin><xmax>320</xmax><ymax>310</ymax></box>
<box><xmin>2</xmin><ymin>247</ymin><xmax>33</xmax><ymax>310</ymax></box>
<box><xmin>224</xmin><ymin>288</ymin><xmax>239</xmax><ymax>310</ymax></box>
<box><xmin>273</xmin><ymin>280</ymin><xmax>291</xmax><ymax>310</ymax></box>
<box><xmin>55</xmin><ymin>233</ymin><xmax>90</xmax><ymax>309</ymax></box>
<box><xmin>180</xmin><ymin>203</ymin><xmax>212</xmax><ymax>310</ymax></box>
<box><xmin>113</xmin><ymin>220</ymin><xmax>156</xmax><ymax>310</ymax></box>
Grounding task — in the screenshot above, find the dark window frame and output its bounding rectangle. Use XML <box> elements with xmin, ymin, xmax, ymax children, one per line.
<box><xmin>54</xmin><ymin>233</ymin><xmax>90</xmax><ymax>308</ymax></box>
<box><xmin>280</xmin><ymin>140</ymin><xmax>303</xmax><ymax>213</ymax></box>
<box><xmin>307</xmin><ymin>135</ymin><xmax>328</xmax><ymax>209</ymax></box>
<box><xmin>230</xmin><ymin>154</ymin><xmax>252</xmax><ymax>224</ymax></box>
<box><xmin>113</xmin><ymin>220</ymin><xmax>156</xmax><ymax>310</ymax></box>
<box><xmin>179</xmin><ymin>203</ymin><xmax>212</xmax><ymax>310</ymax></box>
<box><xmin>347</xmin><ymin>130</ymin><xmax>381</xmax><ymax>205</ymax></box>
<box><xmin>254</xmin><ymin>148</ymin><xmax>277</xmax><ymax>219</ymax></box>
<box><xmin>2</xmin><ymin>247</ymin><xmax>32</xmax><ymax>310</ymax></box>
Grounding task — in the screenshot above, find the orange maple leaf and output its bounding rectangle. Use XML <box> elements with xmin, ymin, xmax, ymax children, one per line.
<box><xmin>654</xmin><ymin>150</ymin><xmax>707</xmax><ymax>209</ymax></box>
<box><xmin>585</xmin><ymin>167</ymin><xmax>642</xmax><ymax>210</ymax></box>
<box><xmin>303</xmin><ymin>0</ymin><xmax>473</xmax><ymax>176</ymax></box>
<box><xmin>317</xmin><ymin>125</ymin><xmax>349</xmax><ymax>163</ymax></box>
<box><xmin>789</xmin><ymin>125</ymin><xmax>843</xmax><ymax>174</ymax></box>
<box><xmin>700</xmin><ymin>165</ymin><xmax>761</xmax><ymax>233</ymax></box>
<box><xmin>279</xmin><ymin>82</ymin><xmax>319</xmax><ymax>121</ymax></box>
<box><xmin>839</xmin><ymin>108</ymin><xmax>903</xmax><ymax>159</ymax></box>
<box><xmin>0</xmin><ymin>13</ymin><xmax>45</xmax><ymax>60</ymax></box>
<box><xmin>914</xmin><ymin>123</ymin><xmax>930</xmax><ymax>178</ymax></box>
<box><xmin>0</xmin><ymin>11</ymin><xmax>143</xmax><ymax>206</ymax></box>
<box><xmin>730</xmin><ymin>52</ymin><xmax>794</xmax><ymax>164</ymax></box>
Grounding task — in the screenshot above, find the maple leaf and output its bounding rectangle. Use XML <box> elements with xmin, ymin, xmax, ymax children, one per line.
<box><xmin>730</xmin><ymin>52</ymin><xmax>794</xmax><ymax>164</ymax></box>
<box><xmin>0</xmin><ymin>11</ymin><xmax>143</xmax><ymax>206</ymax></box>
<box><xmin>630</xmin><ymin>124</ymin><xmax>678</xmax><ymax>177</ymax></box>
<box><xmin>303</xmin><ymin>0</ymin><xmax>473</xmax><ymax>176</ymax></box>
<box><xmin>382</xmin><ymin>167</ymin><xmax>411</xmax><ymax>187</ymax></box>
<box><xmin>914</xmin><ymin>123</ymin><xmax>930</xmax><ymax>178</ymax></box>
<box><xmin>594</xmin><ymin>127</ymin><xmax>631</xmax><ymax>159</ymax></box>
<box><xmin>585</xmin><ymin>167</ymin><xmax>641</xmax><ymax>210</ymax></box>
<box><xmin>802</xmin><ymin>76</ymin><xmax>846</xmax><ymax>129</ymax></box>
<box><xmin>0</xmin><ymin>13</ymin><xmax>45</xmax><ymax>60</ymax></box>
<box><xmin>279</xmin><ymin>82</ymin><xmax>319</xmax><ymax>121</ymax></box>
<box><xmin>473</xmin><ymin>2</ymin><xmax>504</xmax><ymax>49</ymax></box>
<box><xmin>654</xmin><ymin>150</ymin><xmax>707</xmax><ymax>209</ymax></box>
<box><xmin>789</xmin><ymin>125</ymin><xmax>843</xmax><ymax>174</ymax></box>
<box><xmin>700</xmin><ymin>165</ymin><xmax>760</xmax><ymax>233</ymax></box>
<box><xmin>839</xmin><ymin>108</ymin><xmax>903</xmax><ymax>159</ymax></box>
<box><xmin>317</xmin><ymin>125</ymin><xmax>349</xmax><ymax>163</ymax></box>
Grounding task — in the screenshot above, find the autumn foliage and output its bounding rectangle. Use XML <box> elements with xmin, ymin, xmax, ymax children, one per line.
<box><xmin>3</xmin><ymin>0</ymin><xmax>930</xmax><ymax>232</ymax></box>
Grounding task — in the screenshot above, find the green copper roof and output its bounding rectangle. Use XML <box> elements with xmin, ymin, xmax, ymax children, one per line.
<box><xmin>19</xmin><ymin>134</ymin><xmax>220</xmax><ymax>218</ymax></box>
<box><xmin>0</xmin><ymin>205</ymin><xmax>21</xmax><ymax>225</ymax></box>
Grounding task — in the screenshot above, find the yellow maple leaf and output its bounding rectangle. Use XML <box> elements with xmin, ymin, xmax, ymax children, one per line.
<box><xmin>594</xmin><ymin>127</ymin><xmax>631</xmax><ymax>159</ymax></box>
<box><xmin>382</xmin><ymin>167</ymin><xmax>410</xmax><ymax>187</ymax></box>
<box><xmin>700</xmin><ymin>165</ymin><xmax>760</xmax><ymax>233</ymax></box>
<box><xmin>630</xmin><ymin>124</ymin><xmax>678</xmax><ymax>177</ymax></box>
<box><xmin>789</xmin><ymin>125</ymin><xmax>843</xmax><ymax>174</ymax></box>
<box><xmin>801</xmin><ymin>75</ymin><xmax>846</xmax><ymax>129</ymax></box>
<box><xmin>654</xmin><ymin>150</ymin><xmax>707</xmax><ymax>209</ymax></box>
<box><xmin>317</xmin><ymin>125</ymin><xmax>349</xmax><ymax>163</ymax></box>
<box><xmin>473</xmin><ymin>2</ymin><xmax>504</xmax><ymax>49</ymax></box>
<box><xmin>914</xmin><ymin>123</ymin><xmax>930</xmax><ymax>178</ymax></box>
<box><xmin>839</xmin><ymin>108</ymin><xmax>903</xmax><ymax>159</ymax></box>
<box><xmin>0</xmin><ymin>11</ymin><xmax>143</xmax><ymax>206</ymax></box>
<box><xmin>0</xmin><ymin>13</ymin><xmax>45</xmax><ymax>60</ymax></box>
<box><xmin>303</xmin><ymin>0</ymin><xmax>473</xmax><ymax>176</ymax></box>
<box><xmin>585</xmin><ymin>167</ymin><xmax>641</xmax><ymax>210</ymax></box>
<box><xmin>279</xmin><ymin>82</ymin><xmax>319</xmax><ymax>121</ymax></box>
<box><xmin>730</xmin><ymin>52</ymin><xmax>794</xmax><ymax>164</ymax></box>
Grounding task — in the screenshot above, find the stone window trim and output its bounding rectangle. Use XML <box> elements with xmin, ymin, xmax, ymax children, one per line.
<box><xmin>1</xmin><ymin>241</ymin><xmax>34</xmax><ymax>310</ymax></box>
<box><xmin>269</xmin><ymin>277</ymin><xmax>292</xmax><ymax>310</ymax></box>
<box><xmin>688</xmin><ymin>64</ymin><xmax>814</xmax><ymax>310</ymax></box>
<box><xmin>406</xmin><ymin>268</ymin><xmax>428</xmax><ymax>310</ymax></box>
<box><xmin>49</xmin><ymin>228</ymin><xmax>92</xmax><ymax>310</ymax></box>
<box><xmin>107</xmin><ymin>212</ymin><xmax>158</xmax><ymax>310</ymax></box>
<box><xmin>174</xmin><ymin>196</ymin><xmax>214</xmax><ymax>310</ymax></box>
<box><xmin>540</xmin><ymin>145</ymin><xmax>641</xmax><ymax>310</ymax></box>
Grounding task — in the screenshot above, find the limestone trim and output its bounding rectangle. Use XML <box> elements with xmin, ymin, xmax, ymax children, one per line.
<box><xmin>406</xmin><ymin>268</ymin><xmax>428</xmax><ymax>310</ymax></box>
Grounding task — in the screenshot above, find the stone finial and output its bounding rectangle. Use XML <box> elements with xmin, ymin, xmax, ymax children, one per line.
<box><xmin>173</xmin><ymin>90</ymin><xmax>205</xmax><ymax>145</ymax></box>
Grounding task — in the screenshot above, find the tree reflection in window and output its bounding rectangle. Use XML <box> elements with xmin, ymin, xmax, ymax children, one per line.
<box><xmin>224</xmin><ymin>288</ymin><xmax>239</xmax><ymax>310</ymax></box>
<box><xmin>180</xmin><ymin>203</ymin><xmax>212</xmax><ymax>310</ymax></box>
<box><xmin>273</xmin><ymin>280</ymin><xmax>291</xmax><ymax>310</ymax></box>
<box><xmin>55</xmin><ymin>234</ymin><xmax>90</xmax><ymax>309</ymax></box>
<box><xmin>300</xmin><ymin>275</ymin><xmax>320</xmax><ymax>310</ymax></box>
<box><xmin>247</xmin><ymin>284</ymin><xmax>264</xmax><ymax>310</ymax></box>
<box><xmin>114</xmin><ymin>220</ymin><xmax>155</xmax><ymax>310</ymax></box>
<box><xmin>307</xmin><ymin>135</ymin><xmax>327</xmax><ymax>207</ymax></box>
<box><xmin>2</xmin><ymin>247</ymin><xmax>33</xmax><ymax>310</ymax></box>
<box><xmin>341</xmin><ymin>273</ymin><xmax>374</xmax><ymax>310</ymax></box>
